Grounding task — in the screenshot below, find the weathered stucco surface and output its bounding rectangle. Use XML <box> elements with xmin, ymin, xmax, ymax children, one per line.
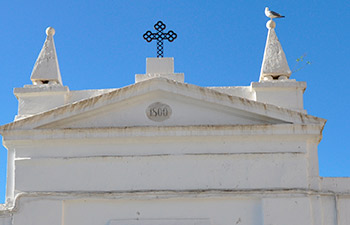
<box><xmin>30</xmin><ymin>27</ymin><xmax>63</xmax><ymax>85</ymax></box>
<box><xmin>259</xmin><ymin>20</ymin><xmax>291</xmax><ymax>81</ymax></box>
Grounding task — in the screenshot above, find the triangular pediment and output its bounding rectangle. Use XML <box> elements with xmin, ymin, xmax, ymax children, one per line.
<box><xmin>36</xmin><ymin>90</ymin><xmax>287</xmax><ymax>129</ymax></box>
<box><xmin>0</xmin><ymin>78</ymin><xmax>325</xmax><ymax>131</ymax></box>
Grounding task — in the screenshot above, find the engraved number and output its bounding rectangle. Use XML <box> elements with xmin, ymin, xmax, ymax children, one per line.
<box><xmin>149</xmin><ymin>107</ymin><xmax>168</xmax><ymax>117</ymax></box>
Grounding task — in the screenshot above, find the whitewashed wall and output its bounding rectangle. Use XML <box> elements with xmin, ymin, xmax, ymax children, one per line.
<box><xmin>0</xmin><ymin>57</ymin><xmax>349</xmax><ymax>225</ymax></box>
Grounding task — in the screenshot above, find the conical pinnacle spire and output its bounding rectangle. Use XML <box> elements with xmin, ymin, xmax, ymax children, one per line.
<box><xmin>259</xmin><ymin>20</ymin><xmax>291</xmax><ymax>81</ymax></box>
<box><xmin>30</xmin><ymin>27</ymin><xmax>63</xmax><ymax>85</ymax></box>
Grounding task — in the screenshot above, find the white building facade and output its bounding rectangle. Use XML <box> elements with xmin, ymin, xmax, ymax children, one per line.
<box><xmin>0</xmin><ymin>21</ymin><xmax>349</xmax><ymax>225</ymax></box>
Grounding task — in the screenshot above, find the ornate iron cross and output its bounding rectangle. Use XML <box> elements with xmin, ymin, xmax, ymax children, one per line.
<box><xmin>143</xmin><ymin>21</ymin><xmax>177</xmax><ymax>58</ymax></box>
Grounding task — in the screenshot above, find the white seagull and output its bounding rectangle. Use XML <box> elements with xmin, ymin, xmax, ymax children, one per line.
<box><xmin>265</xmin><ymin>7</ymin><xmax>285</xmax><ymax>19</ymax></box>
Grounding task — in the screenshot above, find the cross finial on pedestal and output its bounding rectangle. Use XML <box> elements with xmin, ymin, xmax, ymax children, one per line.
<box><xmin>143</xmin><ymin>21</ymin><xmax>177</xmax><ymax>58</ymax></box>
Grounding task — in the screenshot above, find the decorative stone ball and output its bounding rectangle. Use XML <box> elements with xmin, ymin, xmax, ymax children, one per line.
<box><xmin>278</xmin><ymin>75</ymin><xmax>288</xmax><ymax>80</ymax></box>
<box><xmin>46</xmin><ymin>27</ymin><xmax>55</xmax><ymax>36</ymax></box>
<box><xmin>263</xmin><ymin>75</ymin><xmax>273</xmax><ymax>81</ymax></box>
<box><xmin>266</xmin><ymin>20</ymin><xmax>276</xmax><ymax>29</ymax></box>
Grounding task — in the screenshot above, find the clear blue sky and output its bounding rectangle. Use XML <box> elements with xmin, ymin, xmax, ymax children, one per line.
<box><xmin>0</xmin><ymin>0</ymin><xmax>349</xmax><ymax>203</ymax></box>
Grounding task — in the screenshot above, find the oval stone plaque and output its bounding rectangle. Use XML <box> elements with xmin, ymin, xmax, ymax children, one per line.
<box><xmin>146</xmin><ymin>102</ymin><xmax>172</xmax><ymax>122</ymax></box>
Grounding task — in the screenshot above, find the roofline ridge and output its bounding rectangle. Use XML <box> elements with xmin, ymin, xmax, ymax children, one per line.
<box><xmin>0</xmin><ymin>77</ymin><xmax>326</xmax><ymax>132</ymax></box>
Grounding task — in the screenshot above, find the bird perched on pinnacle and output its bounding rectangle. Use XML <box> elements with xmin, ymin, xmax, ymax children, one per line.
<box><xmin>265</xmin><ymin>7</ymin><xmax>285</xmax><ymax>19</ymax></box>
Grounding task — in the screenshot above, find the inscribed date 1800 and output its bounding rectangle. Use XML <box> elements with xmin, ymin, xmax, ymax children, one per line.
<box><xmin>146</xmin><ymin>102</ymin><xmax>172</xmax><ymax>122</ymax></box>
